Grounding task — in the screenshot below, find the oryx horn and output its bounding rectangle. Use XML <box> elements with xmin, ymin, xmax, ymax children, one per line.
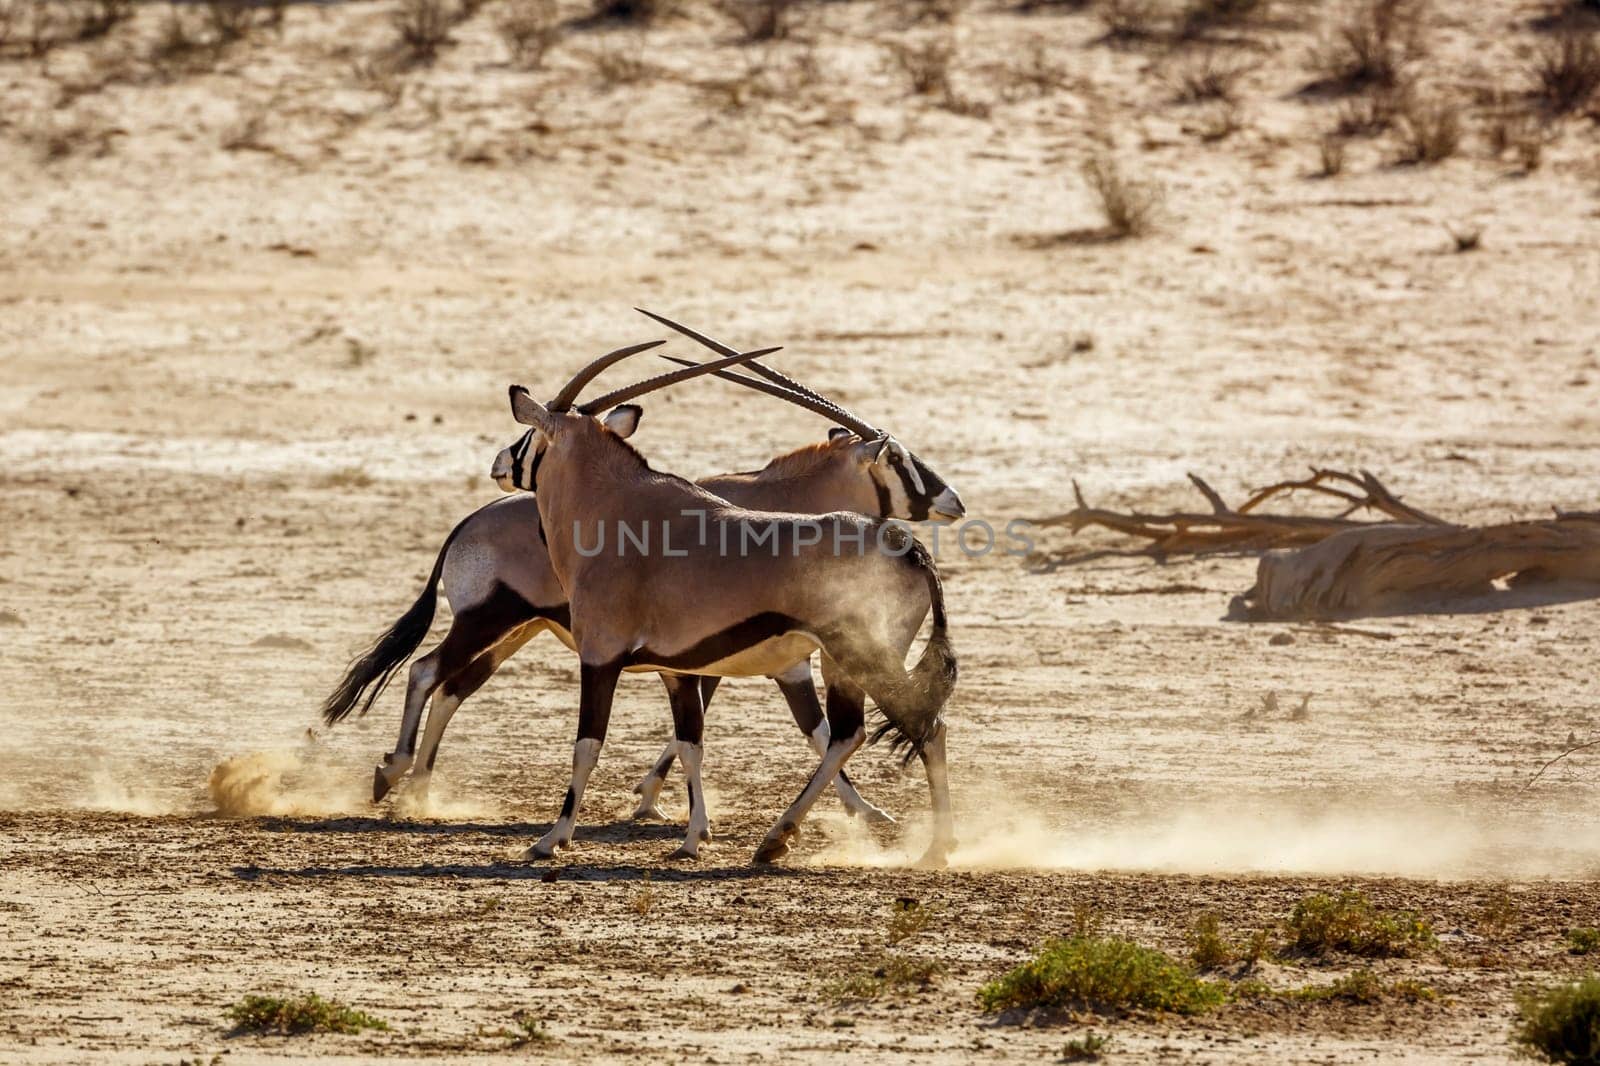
<box><xmin>657</xmin><ymin>356</ymin><xmax>881</xmax><ymax>441</ymax></box>
<box><xmin>549</xmin><ymin>339</ymin><xmax>669</xmax><ymax>411</ymax></box>
<box><xmin>577</xmin><ymin>345</ymin><xmax>784</xmax><ymax>413</ymax></box>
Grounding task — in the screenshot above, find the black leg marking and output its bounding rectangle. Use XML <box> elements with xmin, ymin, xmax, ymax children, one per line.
<box><xmin>577</xmin><ymin>660</ymin><xmax>623</xmax><ymax>742</ymax></box>
<box><xmin>776</xmin><ymin>676</ymin><xmax>824</xmax><ymax>737</ymax></box>
<box><xmin>664</xmin><ymin>675</ymin><xmax>706</xmax><ymax>745</ymax></box>
<box><xmin>559</xmin><ymin>786</ymin><xmax>576</xmax><ymax>819</ymax></box>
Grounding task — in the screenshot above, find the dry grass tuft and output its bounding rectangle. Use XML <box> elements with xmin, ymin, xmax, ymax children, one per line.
<box><xmin>1178</xmin><ymin>0</ymin><xmax>1264</xmax><ymax>38</ymax></box>
<box><xmin>1099</xmin><ymin>0</ymin><xmax>1167</xmax><ymax>43</ymax></box>
<box><xmin>393</xmin><ymin>0</ymin><xmax>455</xmax><ymax>65</ymax></box>
<box><xmin>1317</xmin><ymin>132</ymin><xmax>1348</xmax><ymax>175</ymax></box>
<box><xmin>887</xmin><ymin>35</ymin><xmax>955</xmax><ymax>96</ymax></box>
<box><xmin>1310</xmin><ymin>0</ymin><xmax>1423</xmax><ymax>93</ymax></box>
<box><xmin>1530</xmin><ymin>30</ymin><xmax>1600</xmax><ymax>113</ymax></box>
<box><xmin>718</xmin><ymin>0</ymin><xmax>796</xmax><ymax>41</ymax></box>
<box><xmin>1170</xmin><ymin>50</ymin><xmax>1250</xmax><ymax>102</ymax></box>
<box><xmin>497</xmin><ymin>0</ymin><xmax>560</xmax><ymax>68</ymax></box>
<box><xmin>1081</xmin><ymin>153</ymin><xmax>1164</xmax><ymax>237</ymax></box>
<box><xmin>1487</xmin><ymin>112</ymin><xmax>1546</xmax><ymax>170</ymax></box>
<box><xmin>227</xmin><ymin>993</ymin><xmax>388</xmax><ymax>1035</ymax></box>
<box><xmin>1393</xmin><ymin>90</ymin><xmax>1461</xmax><ymax>164</ymax></box>
<box><xmin>589</xmin><ymin>39</ymin><xmax>653</xmax><ymax>87</ymax></box>
<box><xmin>1004</xmin><ymin>41</ymin><xmax>1074</xmax><ymax>98</ymax></box>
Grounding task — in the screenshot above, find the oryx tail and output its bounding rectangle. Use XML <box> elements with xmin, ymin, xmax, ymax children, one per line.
<box><xmin>857</xmin><ymin>536</ymin><xmax>957</xmax><ymax>764</ymax></box>
<box><xmin>320</xmin><ymin>521</ymin><xmax>460</xmax><ymax>726</ymax></box>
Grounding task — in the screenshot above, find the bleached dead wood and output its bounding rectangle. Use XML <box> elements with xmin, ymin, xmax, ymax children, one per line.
<box><xmin>1033</xmin><ymin>468</ymin><xmax>1446</xmax><ymax>559</ymax></box>
<box><xmin>1237</xmin><ymin>515</ymin><xmax>1600</xmax><ymax>620</ymax></box>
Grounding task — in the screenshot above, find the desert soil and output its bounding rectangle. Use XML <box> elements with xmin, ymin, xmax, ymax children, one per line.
<box><xmin>3</xmin><ymin>0</ymin><xmax>1600</xmax><ymax>1061</ymax></box>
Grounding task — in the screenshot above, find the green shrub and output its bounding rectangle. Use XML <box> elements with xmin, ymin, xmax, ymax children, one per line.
<box><xmin>978</xmin><ymin>936</ymin><xmax>1228</xmax><ymax>1015</ymax></box>
<box><xmin>1513</xmin><ymin>976</ymin><xmax>1600</xmax><ymax>1065</ymax></box>
<box><xmin>1186</xmin><ymin>912</ymin><xmax>1235</xmax><ymax>971</ymax></box>
<box><xmin>1063</xmin><ymin>1029</ymin><xmax>1113</xmax><ymax>1060</ymax></box>
<box><xmin>1570</xmin><ymin>929</ymin><xmax>1600</xmax><ymax>956</ymax></box>
<box><xmin>226</xmin><ymin>993</ymin><xmax>389</xmax><ymax>1035</ymax></box>
<box><xmin>1286</xmin><ymin>891</ymin><xmax>1436</xmax><ymax>958</ymax></box>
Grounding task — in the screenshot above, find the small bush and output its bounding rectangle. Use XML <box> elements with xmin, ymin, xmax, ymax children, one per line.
<box><xmin>1285</xmin><ymin>891</ymin><xmax>1436</xmax><ymax>958</ymax></box>
<box><xmin>631</xmin><ymin>875</ymin><xmax>655</xmax><ymax>916</ymax></box>
<box><xmin>497</xmin><ymin>0</ymin><xmax>559</xmax><ymax>68</ymax></box>
<box><xmin>887</xmin><ymin>36</ymin><xmax>954</xmax><ymax>96</ymax></box>
<box><xmin>1063</xmin><ymin>1030</ymin><xmax>1113</xmax><ymax>1061</ymax></box>
<box><xmin>1487</xmin><ymin>112</ymin><xmax>1545</xmax><ymax>170</ymax></box>
<box><xmin>1186</xmin><ymin>912</ymin><xmax>1235</xmax><ymax>971</ymax></box>
<box><xmin>226</xmin><ymin>993</ymin><xmax>389</xmax><ymax>1035</ymax></box>
<box><xmin>978</xmin><ymin>936</ymin><xmax>1228</xmax><ymax>1015</ymax></box>
<box><xmin>888</xmin><ymin>897</ymin><xmax>938</xmax><ymax>946</ymax></box>
<box><xmin>1317</xmin><ymin>132</ymin><xmax>1347</xmax><ymax>175</ymax></box>
<box><xmin>719</xmin><ymin>0</ymin><xmax>794</xmax><ymax>41</ymax></box>
<box><xmin>1100</xmin><ymin>0</ymin><xmax>1165</xmax><ymax>42</ymax></box>
<box><xmin>1291</xmin><ymin>970</ymin><xmax>1435</xmax><ymax>1004</ymax></box>
<box><xmin>1179</xmin><ymin>0</ymin><xmax>1262</xmax><ymax>37</ymax></box>
<box><xmin>1081</xmin><ymin>154</ymin><xmax>1164</xmax><ymax>237</ymax></box>
<box><xmin>1478</xmin><ymin>889</ymin><xmax>1520</xmax><ymax>938</ymax></box>
<box><xmin>393</xmin><ymin>0</ymin><xmax>454</xmax><ymax>65</ymax></box>
<box><xmin>1335</xmin><ymin>85</ymin><xmax>1404</xmax><ymax>134</ymax></box>
<box><xmin>1005</xmin><ymin>41</ymin><xmax>1072</xmax><ymax>98</ymax></box>
<box><xmin>1310</xmin><ymin>0</ymin><xmax>1422</xmax><ymax>92</ymax></box>
<box><xmin>827</xmin><ymin>954</ymin><xmax>945</xmax><ymax>1000</ymax></box>
<box><xmin>1394</xmin><ymin>92</ymin><xmax>1461</xmax><ymax>164</ymax></box>
<box><xmin>1513</xmin><ymin>976</ymin><xmax>1600</xmax><ymax>1065</ymax></box>
<box><xmin>1170</xmin><ymin>51</ymin><xmax>1249</xmax><ymax>102</ymax></box>
<box><xmin>1570</xmin><ymin>929</ymin><xmax>1600</xmax><ymax>956</ymax></box>
<box><xmin>1531</xmin><ymin>31</ymin><xmax>1600</xmax><ymax>114</ymax></box>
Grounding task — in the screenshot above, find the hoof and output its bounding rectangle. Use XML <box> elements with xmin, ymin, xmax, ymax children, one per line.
<box><xmin>752</xmin><ymin>839</ymin><xmax>789</xmax><ymax>864</ymax></box>
<box><xmin>522</xmin><ymin>839</ymin><xmax>561</xmax><ymax>861</ymax></box>
<box><xmin>631</xmin><ymin>803</ymin><xmax>667</xmax><ymax>822</ymax></box>
<box><xmin>753</xmin><ymin>825</ymin><xmax>796</xmax><ymax>864</ymax></box>
<box><xmin>855</xmin><ymin>806</ymin><xmax>896</xmax><ymax>827</ymax></box>
<box><xmin>372</xmin><ymin>766</ymin><xmax>392</xmax><ymax>803</ymax></box>
<box><xmin>668</xmin><ymin>844</ymin><xmax>701</xmax><ymax>861</ymax></box>
<box><xmin>914</xmin><ymin>841</ymin><xmax>954</xmax><ymax>869</ymax></box>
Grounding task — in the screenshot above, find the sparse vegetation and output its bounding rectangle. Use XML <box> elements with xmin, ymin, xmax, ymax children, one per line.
<box><xmin>590</xmin><ymin>39</ymin><xmax>653</xmax><ymax>86</ymax></box>
<box><xmin>497</xmin><ymin>0</ymin><xmax>560</xmax><ymax>68</ymax></box>
<box><xmin>1179</xmin><ymin>0</ymin><xmax>1264</xmax><ymax>38</ymax></box>
<box><xmin>1487</xmin><ymin>112</ymin><xmax>1546</xmax><ymax>170</ymax></box>
<box><xmin>491</xmin><ymin>1009</ymin><xmax>553</xmax><ymax>1045</ymax></box>
<box><xmin>1290</xmin><ymin>969</ymin><xmax>1437</xmax><ymax>1004</ymax></box>
<box><xmin>1513</xmin><ymin>976</ymin><xmax>1600</xmax><ymax>1065</ymax></box>
<box><xmin>1530</xmin><ymin>30</ymin><xmax>1600</xmax><ymax>113</ymax></box>
<box><xmin>1478</xmin><ymin>888</ymin><xmax>1519</xmax><ymax>937</ymax></box>
<box><xmin>1285</xmin><ymin>891</ymin><xmax>1436</xmax><ymax>958</ymax></box>
<box><xmin>1187</xmin><ymin>912</ymin><xmax>1236</xmax><ymax>970</ymax></box>
<box><xmin>1317</xmin><ymin>133</ymin><xmax>1347</xmax><ymax>175</ymax></box>
<box><xmin>226</xmin><ymin>993</ymin><xmax>389</xmax><ymax>1035</ymax></box>
<box><xmin>1170</xmin><ymin>51</ymin><xmax>1250</xmax><ymax>102</ymax></box>
<box><xmin>1100</xmin><ymin>0</ymin><xmax>1165</xmax><ymax>43</ymax></box>
<box><xmin>719</xmin><ymin>0</ymin><xmax>795</xmax><ymax>42</ymax></box>
<box><xmin>1393</xmin><ymin>91</ymin><xmax>1461</xmax><ymax>164</ymax></box>
<box><xmin>887</xmin><ymin>35</ymin><xmax>954</xmax><ymax>96</ymax></box>
<box><xmin>826</xmin><ymin>896</ymin><xmax>947</xmax><ymax>1001</ymax></box>
<box><xmin>1310</xmin><ymin>0</ymin><xmax>1423</xmax><ymax>92</ymax></box>
<box><xmin>631</xmin><ymin>874</ymin><xmax>656</xmax><ymax>916</ymax></box>
<box><xmin>1569</xmin><ymin>929</ymin><xmax>1600</xmax><ymax>956</ymax></box>
<box><xmin>978</xmin><ymin>936</ymin><xmax>1228</xmax><ymax>1014</ymax></box>
<box><xmin>1081</xmin><ymin>153</ymin><xmax>1164</xmax><ymax>237</ymax></box>
<box><xmin>393</xmin><ymin>0</ymin><xmax>455</xmax><ymax>65</ymax></box>
<box><xmin>1062</xmin><ymin>1030</ymin><xmax>1113</xmax><ymax>1061</ymax></box>
<box><xmin>204</xmin><ymin>1</ymin><xmax>256</xmax><ymax>45</ymax></box>
<box><xmin>1335</xmin><ymin>85</ymin><xmax>1405</xmax><ymax>135</ymax></box>
<box><xmin>888</xmin><ymin>897</ymin><xmax>938</xmax><ymax>945</ymax></box>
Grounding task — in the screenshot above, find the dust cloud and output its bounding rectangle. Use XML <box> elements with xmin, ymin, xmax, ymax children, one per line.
<box><xmin>809</xmin><ymin>792</ymin><xmax>1600</xmax><ymax>881</ymax></box>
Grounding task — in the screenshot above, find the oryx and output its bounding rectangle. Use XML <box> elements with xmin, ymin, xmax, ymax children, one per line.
<box><xmin>493</xmin><ymin>323</ymin><xmax>958</xmax><ymax>865</ymax></box>
<box><xmin>321</xmin><ymin>331</ymin><xmax>964</xmax><ymax>840</ymax></box>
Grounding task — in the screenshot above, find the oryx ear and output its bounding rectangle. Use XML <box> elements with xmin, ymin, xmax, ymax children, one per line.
<box><xmin>856</xmin><ymin>435</ymin><xmax>892</xmax><ymax>465</ymax></box>
<box><xmin>828</xmin><ymin>427</ymin><xmax>853</xmax><ymax>442</ymax></box>
<box><xmin>509</xmin><ymin>385</ymin><xmax>555</xmax><ymax>432</ymax></box>
<box><xmin>602</xmin><ymin>404</ymin><xmax>642</xmax><ymax>438</ymax></box>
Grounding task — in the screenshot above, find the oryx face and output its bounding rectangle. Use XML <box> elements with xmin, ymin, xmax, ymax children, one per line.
<box><xmin>842</xmin><ymin>430</ymin><xmax>965</xmax><ymax>523</ymax></box>
<box><xmin>493</xmin><ymin>398</ymin><xmax>643</xmax><ymax>494</ymax></box>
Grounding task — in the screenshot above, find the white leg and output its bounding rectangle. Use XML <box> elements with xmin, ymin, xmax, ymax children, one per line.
<box><xmin>916</xmin><ymin>723</ymin><xmax>955</xmax><ymax>868</ymax></box>
<box><xmin>669</xmin><ymin>741</ymin><xmax>711</xmax><ymax>860</ymax></box>
<box><xmin>631</xmin><ymin>740</ymin><xmax>676</xmax><ymax>820</ymax></box>
<box><xmin>805</xmin><ymin>721</ymin><xmax>895</xmax><ymax>825</ymax></box>
<box><xmin>406</xmin><ymin>692</ymin><xmax>462</xmax><ymax>805</ymax></box>
<box><xmin>375</xmin><ymin>655</ymin><xmax>436</xmax><ymax>801</ymax></box>
<box><xmin>526</xmin><ymin>738</ymin><xmax>601</xmax><ymax>860</ymax></box>
<box><xmin>754</xmin><ymin>726</ymin><xmax>865</xmax><ymax>863</ymax></box>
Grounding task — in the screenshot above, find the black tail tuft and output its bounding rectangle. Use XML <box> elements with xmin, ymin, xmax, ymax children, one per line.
<box><xmin>865</xmin><ymin>536</ymin><xmax>957</xmax><ymax>767</ymax></box>
<box><xmin>319</xmin><ymin>531</ymin><xmax>454</xmax><ymax>726</ymax></box>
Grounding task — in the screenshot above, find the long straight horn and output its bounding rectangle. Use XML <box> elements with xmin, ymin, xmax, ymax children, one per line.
<box><xmin>549</xmin><ymin>339</ymin><xmax>668</xmax><ymax>411</ymax></box>
<box><xmin>658</xmin><ymin>356</ymin><xmax>880</xmax><ymax>440</ymax></box>
<box><xmin>577</xmin><ymin>345</ymin><xmax>784</xmax><ymax>413</ymax></box>
<box><xmin>636</xmin><ymin>307</ymin><xmax>883</xmax><ymax>436</ymax></box>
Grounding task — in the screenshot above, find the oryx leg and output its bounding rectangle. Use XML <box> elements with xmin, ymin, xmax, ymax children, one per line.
<box><xmin>409</xmin><ymin>624</ymin><xmax>540</xmax><ymax>803</ymax></box>
<box><xmin>660</xmin><ymin>674</ymin><xmax>711</xmax><ymax>860</ymax></box>
<box><xmin>754</xmin><ymin>664</ymin><xmax>867</xmax><ymax>865</ymax></box>
<box><xmin>526</xmin><ymin>658</ymin><xmax>621</xmax><ymax>860</ymax></box>
<box><xmin>375</xmin><ymin>591</ymin><xmax>538</xmax><ymax>803</ymax></box>
<box><xmin>632</xmin><ymin>675</ymin><xmax>721</xmax><ymax>820</ymax></box>
<box><xmin>915</xmin><ymin>721</ymin><xmax>955</xmax><ymax>868</ymax></box>
<box><xmin>772</xmin><ymin>660</ymin><xmax>893</xmax><ymax>825</ymax></box>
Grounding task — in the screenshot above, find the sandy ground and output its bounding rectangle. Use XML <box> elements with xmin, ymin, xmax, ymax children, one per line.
<box><xmin>3</xmin><ymin>0</ymin><xmax>1600</xmax><ymax>1061</ymax></box>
